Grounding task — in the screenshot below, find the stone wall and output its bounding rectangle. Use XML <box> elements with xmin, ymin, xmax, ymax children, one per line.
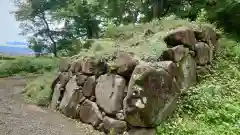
<box><xmin>50</xmin><ymin>25</ymin><xmax>219</xmax><ymax>135</ymax></box>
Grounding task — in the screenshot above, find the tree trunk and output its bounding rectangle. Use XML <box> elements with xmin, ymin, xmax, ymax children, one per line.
<box><xmin>41</xmin><ymin>13</ymin><xmax>58</xmax><ymax>57</ymax></box>
<box><xmin>152</xmin><ymin>0</ymin><xmax>165</xmax><ymax>19</ymax></box>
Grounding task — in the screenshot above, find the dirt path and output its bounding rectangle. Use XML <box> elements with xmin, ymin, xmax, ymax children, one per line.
<box><xmin>0</xmin><ymin>77</ymin><xmax>103</xmax><ymax>135</ymax></box>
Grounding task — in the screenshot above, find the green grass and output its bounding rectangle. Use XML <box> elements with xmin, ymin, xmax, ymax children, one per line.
<box><xmin>157</xmin><ymin>37</ymin><xmax>240</xmax><ymax>135</ymax></box>
<box><xmin>0</xmin><ymin>56</ymin><xmax>59</xmax><ymax>78</ymax></box>
<box><xmin>22</xmin><ymin>71</ymin><xmax>58</xmax><ymax>106</ymax></box>
<box><xmin>74</xmin><ymin>16</ymin><xmax>209</xmax><ymax>63</ymax></box>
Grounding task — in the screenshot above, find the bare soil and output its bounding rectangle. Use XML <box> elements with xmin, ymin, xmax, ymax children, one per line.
<box><xmin>0</xmin><ymin>76</ymin><xmax>104</xmax><ymax>135</ymax></box>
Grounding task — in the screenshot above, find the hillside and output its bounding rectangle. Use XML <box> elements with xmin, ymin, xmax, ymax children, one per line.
<box><xmin>20</xmin><ymin>17</ymin><xmax>240</xmax><ymax>135</ymax></box>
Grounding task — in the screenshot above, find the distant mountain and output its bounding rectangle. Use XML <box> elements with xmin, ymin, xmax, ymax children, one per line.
<box><xmin>0</xmin><ymin>45</ymin><xmax>34</xmax><ymax>56</ymax></box>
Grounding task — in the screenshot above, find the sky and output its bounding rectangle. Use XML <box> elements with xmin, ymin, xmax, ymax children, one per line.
<box><xmin>0</xmin><ymin>0</ymin><xmax>26</xmax><ymax>46</ymax></box>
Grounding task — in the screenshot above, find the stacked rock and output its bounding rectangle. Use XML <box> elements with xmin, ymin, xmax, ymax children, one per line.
<box><xmin>50</xmin><ymin>25</ymin><xmax>219</xmax><ymax>135</ymax></box>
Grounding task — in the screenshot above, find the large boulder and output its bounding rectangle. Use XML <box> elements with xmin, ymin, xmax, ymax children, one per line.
<box><xmin>164</xmin><ymin>27</ymin><xmax>197</xmax><ymax>50</ymax></box>
<box><xmin>81</xmin><ymin>57</ymin><xmax>108</xmax><ymax>76</ymax></box>
<box><xmin>159</xmin><ymin>45</ymin><xmax>189</xmax><ymax>62</ymax></box>
<box><xmin>50</xmin><ymin>83</ymin><xmax>61</xmax><ymax>110</ymax></box>
<box><xmin>195</xmin><ymin>25</ymin><xmax>218</xmax><ymax>46</ymax></box>
<box><xmin>59</xmin><ymin>76</ymin><xmax>83</xmax><ymax>118</ymax></box>
<box><xmin>79</xmin><ymin>100</ymin><xmax>103</xmax><ymax>127</ymax></box>
<box><xmin>81</xmin><ymin>57</ymin><xmax>95</xmax><ymax>75</ymax></box>
<box><xmin>76</xmin><ymin>73</ymin><xmax>88</xmax><ymax>86</ymax></box>
<box><xmin>95</xmin><ymin>74</ymin><xmax>126</xmax><ymax>115</ymax></box>
<box><xmin>195</xmin><ymin>42</ymin><xmax>211</xmax><ymax>65</ymax></box>
<box><xmin>171</xmin><ymin>45</ymin><xmax>189</xmax><ymax>62</ymax></box>
<box><xmin>59</xmin><ymin>72</ymin><xmax>70</xmax><ymax>90</ymax></box>
<box><xmin>178</xmin><ymin>54</ymin><xmax>197</xmax><ymax>89</ymax></box>
<box><xmin>83</xmin><ymin>76</ymin><xmax>96</xmax><ymax>97</ymax></box>
<box><xmin>115</xmin><ymin>52</ymin><xmax>138</xmax><ymax>79</ymax></box>
<box><xmin>123</xmin><ymin>64</ymin><xmax>179</xmax><ymax>127</ymax></box>
<box><xmin>69</xmin><ymin>59</ymin><xmax>82</xmax><ymax>74</ymax></box>
<box><xmin>103</xmin><ymin>116</ymin><xmax>127</xmax><ymax>134</ymax></box>
<box><xmin>156</xmin><ymin>61</ymin><xmax>178</xmax><ymax>78</ymax></box>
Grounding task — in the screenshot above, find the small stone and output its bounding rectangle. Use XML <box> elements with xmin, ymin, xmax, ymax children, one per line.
<box><xmin>103</xmin><ymin>116</ymin><xmax>127</xmax><ymax>134</ymax></box>
<box><xmin>102</xmin><ymin>112</ymin><xmax>106</xmax><ymax>117</ymax></box>
<box><xmin>116</xmin><ymin>113</ymin><xmax>125</xmax><ymax>120</ymax></box>
<box><xmin>90</xmin><ymin>96</ymin><xmax>96</xmax><ymax>102</ymax></box>
<box><xmin>97</xmin><ymin>123</ymin><xmax>104</xmax><ymax>132</ymax></box>
<box><xmin>79</xmin><ymin>96</ymin><xmax>86</xmax><ymax>104</ymax></box>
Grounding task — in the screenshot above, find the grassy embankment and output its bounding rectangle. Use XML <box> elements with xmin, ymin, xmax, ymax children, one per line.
<box><xmin>19</xmin><ymin>16</ymin><xmax>240</xmax><ymax>134</ymax></box>
<box><xmin>0</xmin><ymin>55</ymin><xmax>59</xmax><ymax>106</ymax></box>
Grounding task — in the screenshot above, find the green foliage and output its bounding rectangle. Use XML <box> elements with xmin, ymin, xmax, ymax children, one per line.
<box><xmin>157</xmin><ymin>36</ymin><xmax>240</xmax><ymax>135</ymax></box>
<box><xmin>22</xmin><ymin>71</ymin><xmax>58</xmax><ymax>106</ymax></box>
<box><xmin>0</xmin><ymin>57</ymin><xmax>58</xmax><ymax>78</ymax></box>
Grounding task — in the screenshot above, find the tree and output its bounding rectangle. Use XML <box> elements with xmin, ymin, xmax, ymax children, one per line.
<box><xmin>13</xmin><ymin>0</ymin><xmax>70</xmax><ymax>57</ymax></box>
<box><xmin>28</xmin><ymin>37</ymin><xmax>46</xmax><ymax>57</ymax></box>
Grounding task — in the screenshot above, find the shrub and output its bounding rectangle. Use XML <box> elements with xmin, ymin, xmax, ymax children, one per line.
<box><xmin>0</xmin><ymin>56</ymin><xmax>59</xmax><ymax>77</ymax></box>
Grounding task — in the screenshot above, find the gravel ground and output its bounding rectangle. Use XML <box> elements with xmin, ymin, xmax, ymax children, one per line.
<box><xmin>0</xmin><ymin>77</ymin><xmax>104</xmax><ymax>135</ymax></box>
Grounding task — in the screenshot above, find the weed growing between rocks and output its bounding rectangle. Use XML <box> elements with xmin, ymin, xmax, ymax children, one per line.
<box><xmin>157</xmin><ymin>37</ymin><xmax>240</xmax><ymax>135</ymax></box>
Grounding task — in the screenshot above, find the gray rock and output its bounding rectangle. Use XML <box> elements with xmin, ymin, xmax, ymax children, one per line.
<box><xmin>79</xmin><ymin>100</ymin><xmax>103</xmax><ymax>127</ymax></box>
<box><xmin>159</xmin><ymin>45</ymin><xmax>189</xmax><ymax>62</ymax></box>
<box><xmin>59</xmin><ymin>76</ymin><xmax>83</xmax><ymax>118</ymax></box>
<box><xmin>195</xmin><ymin>42</ymin><xmax>211</xmax><ymax>65</ymax></box>
<box><xmin>115</xmin><ymin>52</ymin><xmax>138</xmax><ymax>79</ymax></box>
<box><xmin>195</xmin><ymin>25</ymin><xmax>218</xmax><ymax>46</ymax></box>
<box><xmin>157</xmin><ymin>61</ymin><xmax>178</xmax><ymax>78</ymax></box>
<box><xmin>177</xmin><ymin>54</ymin><xmax>197</xmax><ymax>89</ymax></box>
<box><xmin>83</xmin><ymin>76</ymin><xmax>96</xmax><ymax>97</ymax></box>
<box><xmin>59</xmin><ymin>72</ymin><xmax>70</xmax><ymax>90</ymax></box>
<box><xmin>81</xmin><ymin>57</ymin><xmax>108</xmax><ymax>76</ymax></box>
<box><xmin>76</xmin><ymin>73</ymin><xmax>88</xmax><ymax>86</ymax></box>
<box><xmin>164</xmin><ymin>26</ymin><xmax>197</xmax><ymax>50</ymax></box>
<box><xmin>103</xmin><ymin>116</ymin><xmax>127</xmax><ymax>134</ymax></box>
<box><xmin>116</xmin><ymin>113</ymin><xmax>125</xmax><ymax>120</ymax></box>
<box><xmin>95</xmin><ymin>74</ymin><xmax>126</xmax><ymax>115</ymax></box>
<box><xmin>69</xmin><ymin>59</ymin><xmax>82</xmax><ymax>74</ymax></box>
<box><xmin>171</xmin><ymin>45</ymin><xmax>189</xmax><ymax>62</ymax></box>
<box><xmin>124</xmin><ymin>64</ymin><xmax>179</xmax><ymax>127</ymax></box>
<box><xmin>50</xmin><ymin>83</ymin><xmax>61</xmax><ymax>110</ymax></box>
